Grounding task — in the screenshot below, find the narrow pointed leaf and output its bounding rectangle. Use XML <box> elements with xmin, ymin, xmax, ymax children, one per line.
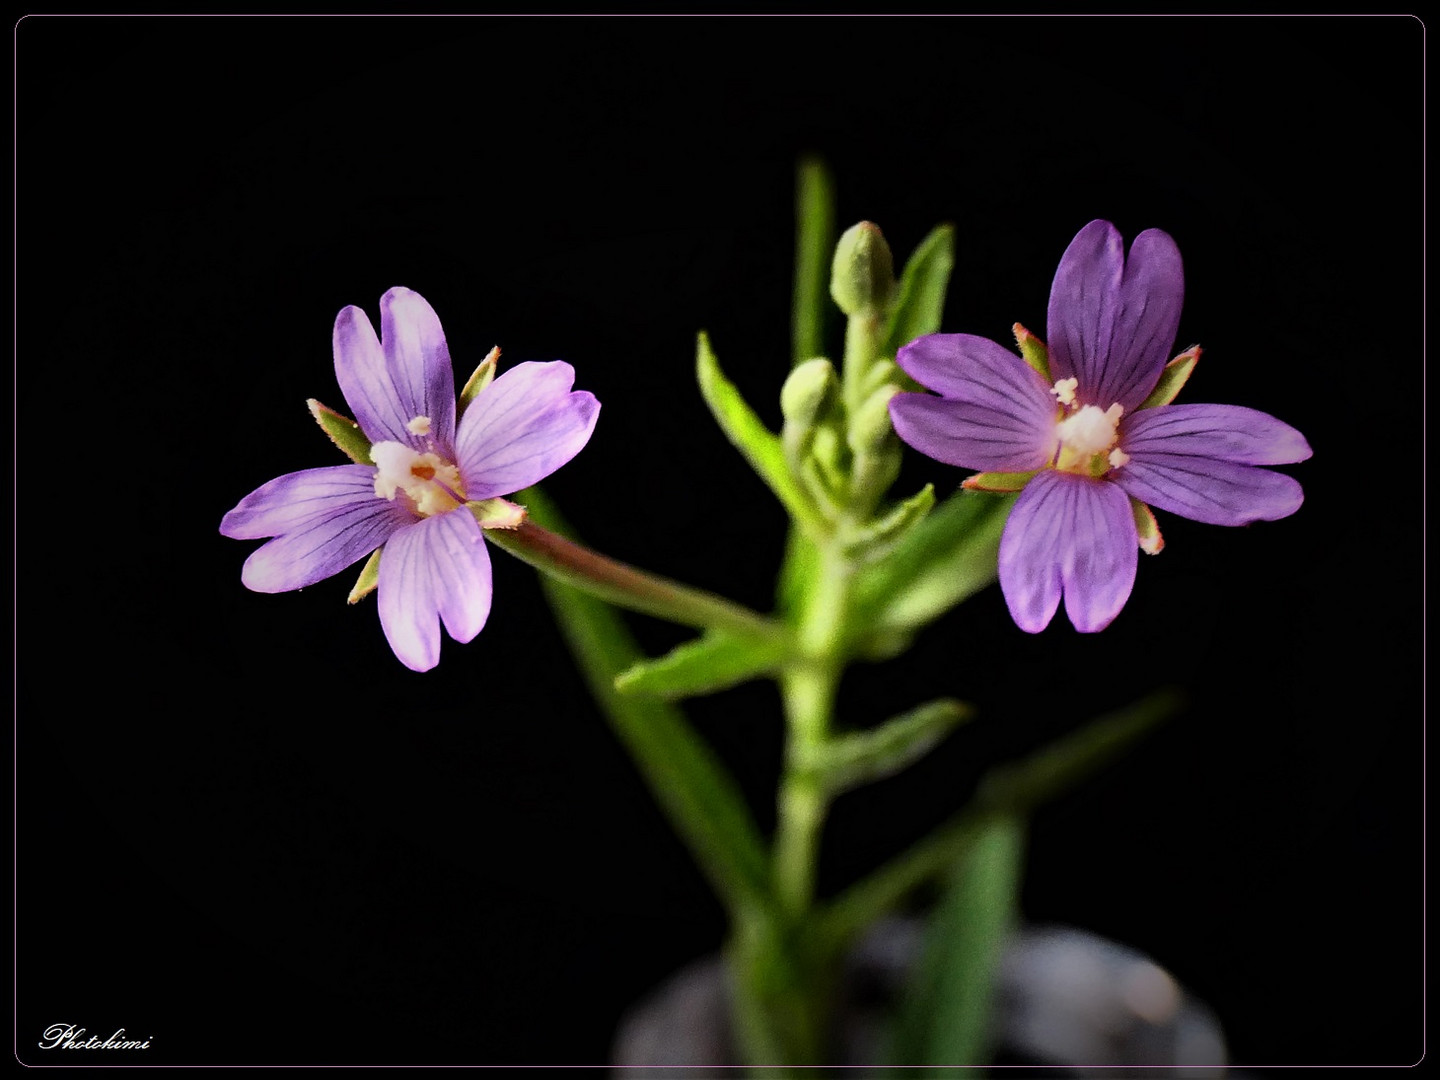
<box><xmin>792</xmin><ymin>157</ymin><xmax>837</xmax><ymax>366</ymax></box>
<box><xmin>883</xmin><ymin>224</ymin><xmax>955</xmax><ymax>358</ymax></box>
<box><xmin>520</xmin><ymin>486</ymin><xmax>774</xmax><ymax>918</ymax></box>
<box><xmin>615</xmin><ymin>630</ymin><xmax>790</xmax><ymax>700</ymax></box>
<box><xmin>851</xmin><ymin>489</ymin><xmax>1013</xmax><ymax>637</ymax></box>
<box><xmin>888</xmin><ymin>814</ymin><xmax>1025</xmax><ymax>1074</ymax></box>
<box><xmin>801</xmin><ymin>698</ymin><xmax>971</xmax><ymax>795</ymax></box>
<box><xmin>696</xmin><ymin>332</ymin><xmax>830</xmax><ymax>538</ymax></box>
<box><xmin>841</xmin><ymin>483</ymin><xmax>935</xmax><ymax>560</ymax></box>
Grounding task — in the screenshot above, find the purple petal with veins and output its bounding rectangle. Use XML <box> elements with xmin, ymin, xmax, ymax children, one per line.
<box><xmin>377</xmin><ymin>510</ymin><xmax>493</xmax><ymax>673</ymax></box>
<box><xmin>999</xmin><ymin>471</ymin><xmax>1138</xmax><ymax>633</ymax></box>
<box><xmin>457</xmin><ymin>361</ymin><xmax>600</xmax><ymax>500</ymax></box>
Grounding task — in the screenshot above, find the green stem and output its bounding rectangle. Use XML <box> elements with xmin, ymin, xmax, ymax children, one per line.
<box><xmin>486</xmin><ymin>516</ymin><xmax>784</xmax><ymax>643</ymax></box>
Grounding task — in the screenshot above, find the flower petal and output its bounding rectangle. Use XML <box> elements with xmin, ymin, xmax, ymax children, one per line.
<box><xmin>222</xmin><ymin>467</ymin><xmax>414</xmax><ymax>593</ymax></box>
<box><xmin>377</xmin><ymin>510</ymin><xmax>493</xmax><ymax>673</ymax></box>
<box><xmin>1112</xmin><ymin>454</ymin><xmax>1304</xmax><ymax>527</ymax></box>
<box><xmin>1048</xmin><ymin>222</ymin><xmax>1183</xmax><ymax>414</ymax></box>
<box><xmin>998</xmin><ymin>470</ymin><xmax>1138</xmax><ymax>634</ymax></box>
<box><xmin>1122</xmin><ymin>402</ymin><xmax>1313</xmax><ymax>465</ymax></box>
<box><xmin>334</xmin><ymin>287</ymin><xmax>456</xmax><ymax>451</ymax></box>
<box><xmin>891</xmin><ymin>334</ymin><xmax>1059</xmax><ymax>472</ymax></box>
<box><xmin>456</xmin><ymin>361</ymin><xmax>600</xmax><ymax>500</ymax></box>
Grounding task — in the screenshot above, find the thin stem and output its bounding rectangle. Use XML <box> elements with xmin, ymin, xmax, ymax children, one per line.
<box><xmin>485</xmin><ymin>517</ymin><xmax>784</xmax><ymax>643</ymax></box>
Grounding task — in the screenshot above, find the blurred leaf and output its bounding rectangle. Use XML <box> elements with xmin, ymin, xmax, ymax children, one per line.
<box><xmin>883</xmin><ymin>224</ymin><xmax>955</xmax><ymax>358</ymax></box>
<box><xmin>850</xmin><ymin>489</ymin><xmax>1012</xmax><ymax>638</ymax></box>
<box><xmin>792</xmin><ymin>157</ymin><xmax>837</xmax><ymax>365</ymax></box>
<box><xmin>888</xmin><ymin>815</ymin><xmax>1025</xmax><ymax>1075</ymax></box>
<box><xmin>615</xmin><ymin>630</ymin><xmax>790</xmax><ymax>700</ymax></box>
<box><xmin>520</xmin><ymin>486</ymin><xmax>774</xmax><ymax>918</ymax></box>
<box><xmin>841</xmin><ymin>483</ymin><xmax>935</xmax><ymax>561</ymax></box>
<box><xmin>696</xmin><ymin>332</ymin><xmax>829</xmax><ymax>538</ymax></box>
<box><xmin>976</xmin><ymin>688</ymin><xmax>1184</xmax><ymax>814</ymax></box>
<box><xmin>801</xmin><ymin>698</ymin><xmax>971</xmax><ymax>795</ymax></box>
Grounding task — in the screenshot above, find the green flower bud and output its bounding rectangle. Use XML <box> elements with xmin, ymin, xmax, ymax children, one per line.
<box><xmin>848</xmin><ymin>382</ymin><xmax>901</xmax><ymax>457</ymax></box>
<box><xmin>830</xmin><ymin>221</ymin><xmax>896</xmax><ymax>316</ymax></box>
<box><xmin>780</xmin><ymin>357</ymin><xmax>840</xmax><ymax>464</ymax></box>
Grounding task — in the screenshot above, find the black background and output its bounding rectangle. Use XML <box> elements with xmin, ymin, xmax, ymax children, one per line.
<box><xmin>16</xmin><ymin>15</ymin><xmax>1423</xmax><ymax>1068</ymax></box>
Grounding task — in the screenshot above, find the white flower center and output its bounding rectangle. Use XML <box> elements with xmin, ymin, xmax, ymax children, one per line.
<box><xmin>371</xmin><ymin>438</ymin><xmax>466</xmax><ymax>516</ymax></box>
<box><xmin>1050</xmin><ymin>385</ymin><xmax>1128</xmax><ymax>478</ymax></box>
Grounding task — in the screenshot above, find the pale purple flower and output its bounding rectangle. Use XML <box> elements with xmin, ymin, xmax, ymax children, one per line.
<box><xmin>889</xmin><ymin>220</ymin><xmax>1311</xmax><ymax>634</ymax></box>
<box><xmin>221</xmin><ymin>287</ymin><xmax>600</xmax><ymax>671</ymax></box>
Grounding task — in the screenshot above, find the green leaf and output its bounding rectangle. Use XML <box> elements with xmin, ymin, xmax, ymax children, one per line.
<box><xmin>882</xmin><ymin>224</ymin><xmax>955</xmax><ymax>358</ymax></box>
<box><xmin>307</xmin><ymin>398</ymin><xmax>372</xmax><ymax>465</ymax></box>
<box><xmin>817</xmin><ymin>690</ymin><xmax>1180</xmax><ymax>953</ymax></box>
<box><xmin>615</xmin><ymin>630</ymin><xmax>790</xmax><ymax>700</ymax></box>
<box><xmin>801</xmin><ymin>698</ymin><xmax>971</xmax><ymax>795</ymax></box>
<box><xmin>792</xmin><ymin>157</ymin><xmax>837</xmax><ymax>366</ymax></box>
<box><xmin>695</xmin><ymin>332</ymin><xmax>830</xmax><ymax>538</ymax></box>
<box><xmin>850</xmin><ymin>489</ymin><xmax>1013</xmax><ymax>637</ymax></box>
<box><xmin>976</xmin><ymin>688</ymin><xmax>1184</xmax><ymax>814</ymax></box>
<box><xmin>840</xmin><ymin>483</ymin><xmax>935</xmax><ymax>561</ymax></box>
<box><xmin>888</xmin><ymin>815</ymin><xmax>1025</xmax><ymax>1075</ymax></box>
<box><xmin>960</xmin><ymin>470</ymin><xmax>1038</xmax><ymax>493</ymax></box>
<box><xmin>519</xmin><ymin>486</ymin><xmax>775</xmax><ymax>919</ymax></box>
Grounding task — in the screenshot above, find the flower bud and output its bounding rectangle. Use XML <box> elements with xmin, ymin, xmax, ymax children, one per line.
<box><xmin>780</xmin><ymin>357</ymin><xmax>839</xmax><ymax>462</ymax></box>
<box><xmin>830</xmin><ymin>221</ymin><xmax>896</xmax><ymax>316</ymax></box>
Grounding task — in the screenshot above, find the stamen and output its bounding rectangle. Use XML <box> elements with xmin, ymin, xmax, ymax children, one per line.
<box><xmin>1108</xmin><ymin>447</ymin><xmax>1131</xmax><ymax>469</ymax></box>
<box><xmin>1051</xmin><ymin>377</ymin><xmax>1079</xmax><ymax>408</ymax></box>
<box><xmin>407</xmin><ymin>415</ymin><xmax>432</xmax><ymax>436</ymax></box>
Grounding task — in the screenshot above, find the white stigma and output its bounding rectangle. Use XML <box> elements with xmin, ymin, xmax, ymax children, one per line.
<box><xmin>1056</xmin><ymin>403</ymin><xmax>1124</xmax><ymax>457</ymax></box>
<box><xmin>371</xmin><ymin>440</ymin><xmax>465</xmax><ymax>516</ymax></box>
<box><xmin>406</xmin><ymin>415</ymin><xmax>432</xmax><ymax>436</ymax></box>
<box><xmin>1051</xmin><ymin>377</ymin><xmax>1079</xmax><ymax>407</ymax></box>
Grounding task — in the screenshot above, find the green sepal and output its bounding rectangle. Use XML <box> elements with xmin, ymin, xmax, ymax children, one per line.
<box><xmin>459</xmin><ymin>345</ymin><xmax>500</xmax><ymax>414</ymax></box>
<box><xmin>850</xmin><ymin>489</ymin><xmax>1013</xmax><ymax>638</ymax></box>
<box><xmin>614</xmin><ymin>629</ymin><xmax>790</xmax><ymax>700</ymax></box>
<box><xmin>1013</xmin><ymin>322</ymin><xmax>1051</xmax><ymax>383</ymax></box>
<box><xmin>882</xmin><ymin>224</ymin><xmax>956</xmax><ymax>358</ymax></box>
<box><xmin>467</xmin><ymin>496</ymin><xmax>527</xmax><ymax>530</ymax></box>
<box><xmin>961</xmin><ymin>469</ymin><xmax>1039</xmax><ymax>493</ymax></box>
<box><xmin>347</xmin><ymin>547</ymin><xmax>382</xmax><ymax>604</ymax></box>
<box><xmin>696</xmin><ymin>332</ymin><xmax>830</xmax><ymax>538</ymax></box>
<box><xmin>887</xmin><ymin>814</ymin><xmax>1024</xmax><ymax>1073</ymax></box>
<box><xmin>1130</xmin><ymin>497</ymin><xmax>1164</xmax><ymax>555</ymax></box>
<box><xmin>1136</xmin><ymin>345</ymin><xmax>1201</xmax><ymax>410</ymax></box>
<box><xmin>840</xmin><ymin>483</ymin><xmax>935</xmax><ymax>561</ymax></box>
<box><xmin>830</xmin><ymin>221</ymin><xmax>896</xmax><ymax>317</ymax></box>
<box><xmin>307</xmin><ymin>398</ymin><xmax>372</xmax><ymax>465</ymax></box>
<box><xmin>799</xmin><ymin>697</ymin><xmax>971</xmax><ymax>796</ymax></box>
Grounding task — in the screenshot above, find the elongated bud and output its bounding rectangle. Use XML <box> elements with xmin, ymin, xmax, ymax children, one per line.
<box><xmin>781</xmin><ymin>357</ymin><xmax>839</xmax><ymax>463</ymax></box>
<box><xmin>848</xmin><ymin>382</ymin><xmax>901</xmax><ymax>456</ymax></box>
<box><xmin>830</xmin><ymin>221</ymin><xmax>896</xmax><ymax>316</ymax></box>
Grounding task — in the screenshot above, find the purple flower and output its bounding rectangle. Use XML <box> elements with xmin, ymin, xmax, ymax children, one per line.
<box><xmin>888</xmin><ymin>220</ymin><xmax>1311</xmax><ymax>634</ymax></box>
<box><xmin>221</xmin><ymin>287</ymin><xmax>600</xmax><ymax>671</ymax></box>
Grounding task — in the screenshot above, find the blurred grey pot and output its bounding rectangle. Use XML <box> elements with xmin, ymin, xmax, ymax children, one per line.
<box><xmin>613</xmin><ymin>921</ymin><xmax>1226</xmax><ymax>1076</ymax></box>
